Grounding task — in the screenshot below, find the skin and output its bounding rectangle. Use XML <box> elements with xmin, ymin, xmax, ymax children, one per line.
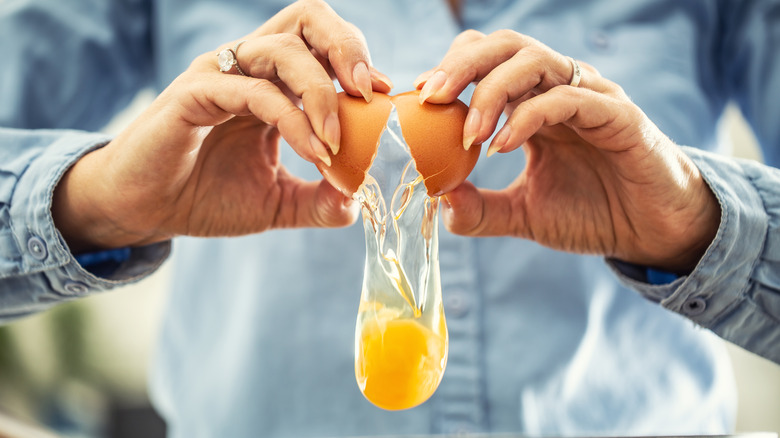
<box><xmin>416</xmin><ymin>30</ymin><xmax>721</xmax><ymax>274</ymax></box>
<box><xmin>53</xmin><ymin>1</ymin><xmax>719</xmax><ymax>275</ymax></box>
<box><xmin>52</xmin><ymin>0</ymin><xmax>392</xmax><ymax>253</ymax></box>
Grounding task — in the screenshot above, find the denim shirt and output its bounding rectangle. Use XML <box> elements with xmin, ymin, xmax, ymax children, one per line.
<box><xmin>1</xmin><ymin>0</ymin><xmax>779</xmax><ymax>436</ymax></box>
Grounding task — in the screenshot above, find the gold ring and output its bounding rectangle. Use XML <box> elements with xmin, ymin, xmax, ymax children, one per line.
<box><xmin>568</xmin><ymin>56</ymin><xmax>581</xmax><ymax>87</ymax></box>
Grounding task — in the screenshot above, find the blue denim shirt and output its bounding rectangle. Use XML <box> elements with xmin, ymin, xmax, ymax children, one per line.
<box><xmin>2</xmin><ymin>0</ymin><xmax>779</xmax><ymax>436</ymax></box>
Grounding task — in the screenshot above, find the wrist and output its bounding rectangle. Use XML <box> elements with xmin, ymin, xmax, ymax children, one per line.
<box><xmin>51</xmin><ymin>148</ymin><xmax>165</xmax><ymax>253</ymax></box>
<box><xmin>647</xmin><ymin>165</ymin><xmax>721</xmax><ymax>274</ymax></box>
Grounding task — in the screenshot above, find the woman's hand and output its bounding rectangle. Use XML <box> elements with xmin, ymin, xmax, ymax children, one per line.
<box><xmin>53</xmin><ymin>0</ymin><xmax>392</xmax><ymax>253</ymax></box>
<box><xmin>416</xmin><ymin>30</ymin><xmax>720</xmax><ymax>273</ymax></box>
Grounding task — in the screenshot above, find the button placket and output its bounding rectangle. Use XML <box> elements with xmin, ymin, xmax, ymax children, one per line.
<box><xmin>445</xmin><ymin>291</ymin><xmax>470</xmax><ymax>318</ymax></box>
<box><xmin>434</xmin><ymin>234</ymin><xmax>486</xmax><ymax>433</ymax></box>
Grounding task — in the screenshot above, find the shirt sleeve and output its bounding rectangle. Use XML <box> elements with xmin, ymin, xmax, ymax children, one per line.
<box><xmin>0</xmin><ymin>1</ymin><xmax>167</xmax><ymax>321</ymax></box>
<box><xmin>608</xmin><ymin>146</ymin><xmax>780</xmax><ymax>364</ymax></box>
<box><xmin>0</xmin><ymin>128</ymin><xmax>170</xmax><ymax>323</ymax></box>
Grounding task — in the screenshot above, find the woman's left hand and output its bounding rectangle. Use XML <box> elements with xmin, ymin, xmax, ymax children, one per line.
<box><xmin>416</xmin><ymin>30</ymin><xmax>720</xmax><ymax>274</ymax></box>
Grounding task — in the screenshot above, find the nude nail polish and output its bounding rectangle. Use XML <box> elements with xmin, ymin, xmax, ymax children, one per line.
<box><xmin>462</xmin><ymin>108</ymin><xmax>481</xmax><ymax>150</ymax></box>
<box><xmin>311</xmin><ymin>133</ymin><xmax>332</xmax><ymax>167</ymax></box>
<box><xmin>353</xmin><ymin>62</ymin><xmax>373</xmax><ymax>103</ymax></box>
<box><xmin>323</xmin><ymin>113</ymin><xmax>341</xmax><ymax>155</ymax></box>
<box><xmin>418</xmin><ymin>70</ymin><xmax>448</xmax><ymax>104</ymax></box>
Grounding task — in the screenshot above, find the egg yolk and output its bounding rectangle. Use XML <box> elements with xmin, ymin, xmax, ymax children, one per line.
<box><xmin>355</xmin><ymin>308</ymin><xmax>447</xmax><ymax>410</ymax></box>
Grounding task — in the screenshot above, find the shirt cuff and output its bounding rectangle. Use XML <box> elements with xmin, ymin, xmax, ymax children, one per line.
<box><xmin>607</xmin><ymin>146</ymin><xmax>765</xmax><ymax>325</ymax></box>
<box><xmin>6</xmin><ymin>130</ymin><xmax>170</xmax><ymax>299</ymax></box>
<box><xmin>608</xmin><ymin>146</ymin><xmax>779</xmax><ymax>361</ymax></box>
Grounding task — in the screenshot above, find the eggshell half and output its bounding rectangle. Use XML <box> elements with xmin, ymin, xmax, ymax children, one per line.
<box><xmin>317</xmin><ymin>91</ymin><xmax>481</xmax><ymax>197</ymax></box>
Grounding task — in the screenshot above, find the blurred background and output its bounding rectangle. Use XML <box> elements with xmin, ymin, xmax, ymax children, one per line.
<box><xmin>0</xmin><ymin>92</ymin><xmax>778</xmax><ymax>438</ymax></box>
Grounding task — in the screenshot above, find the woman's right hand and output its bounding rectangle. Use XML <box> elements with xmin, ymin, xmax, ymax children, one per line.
<box><xmin>52</xmin><ymin>0</ymin><xmax>392</xmax><ymax>253</ymax></box>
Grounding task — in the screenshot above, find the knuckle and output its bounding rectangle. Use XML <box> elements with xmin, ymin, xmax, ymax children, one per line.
<box><xmin>344</xmin><ymin>21</ymin><xmax>368</xmax><ymax>42</ymax></box>
<box><xmin>474</xmin><ymin>79</ymin><xmax>506</xmax><ymax>101</ymax></box>
<box><xmin>608</xmin><ymin>82</ymin><xmax>628</xmax><ymax>97</ymax></box>
<box><xmin>277</xmin><ymin>102</ymin><xmax>305</xmax><ymax>125</ymax></box>
<box><xmin>295</xmin><ymin>0</ymin><xmax>323</xmax><ymax>13</ymax></box>
<box><xmin>272</xmin><ymin>32</ymin><xmax>307</xmax><ymax>52</ymax></box>
<box><xmin>302</xmin><ymin>81</ymin><xmax>337</xmax><ymax>102</ymax></box>
<box><xmin>489</xmin><ymin>28</ymin><xmax>521</xmax><ymax>42</ymax></box>
<box><xmin>335</xmin><ymin>32</ymin><xmax>369</xmax><ymax>58</ymax></box>
<box><xmin>522</xmin><ymin>44</ymin><xmax>547</xmax><ymax>60</ymax></box>
<box><xmin>455</xmin><ymin>29</ymin><xmax>486</xmax><ymax>44</ymax></box>
<box><xmin>247</xmin><ymin>78</ymin><xmax>275</xmax><ymax>96</ymax></box>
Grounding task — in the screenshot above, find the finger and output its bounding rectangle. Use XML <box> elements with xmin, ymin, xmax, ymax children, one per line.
<box><xmin>256</xmin><ymin>0</ymin><xmax>376</xmax><ymax>103</ymax></box>
<box><xmin>311</xmin><ymin>49</ymin><xmax>392</xmax><ymax>93</ymax></box>
<box><xmin>221</xmin><ymin>34</ymin><xmax>340</xmax><ymax>156</ymax></box>
<box><xmin>441</xmin><ymin>181</ymin><xmax>520</xmax><ymax>237</ymax></box>
<box><xmin>486</xmin><ymin>85</ymin><xmax>639</xmax><ymax>157</ymax></box>
<box><xmin>413</xmin><ymin>29</ymin><xmax>486</xmax><ymax>88</ymax></box>
<box><xmin>274</xmin><ymin>177</ymin><xmax>360</xmax><ymax>229</ymax></box>
<box><xmin>419</xmin><ymin>30</ymin><xmax>536</xmax><ymax>105</ymax></box>
<box><xmin>465</xmin><ymin>51</ymin><xmax>607</xmax><ymax>148</ymax></box>
<box><xmin>370</xmin><ymin>67</ymin><xmax>394</xmax><ymax>93</ymax></box>
<box><xmin>174</xmin><ymin>67</ymin><xmax>330</xmax><ymax>166</ymax></box>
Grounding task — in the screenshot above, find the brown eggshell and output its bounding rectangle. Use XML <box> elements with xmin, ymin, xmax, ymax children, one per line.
<box><xmin>318</xmin><ymin>91</ymin><xmax>481</xmax><ymax>197</ymax></box>
<box><xmin>317</xmin><ymin>93</ymin><xmax>392</xmax><ymax>197</ymax></box>
<box><xmin>392</xmin><ymin>90</ymin><xmax>481</xmax><ymax>196</ymax></box>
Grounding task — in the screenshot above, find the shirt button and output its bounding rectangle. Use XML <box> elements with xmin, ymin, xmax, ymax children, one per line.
<box><xmin>27</xmin><ymin>236</ymin><xmax>48</xmax><ymax>260</ymax></box>
<box><xmin>682</xmin><ymin>296</ymin><xmax>707</xmax><ymax>316</ymax></box>
<box><xmin>64</xmin><ymin>282</ymin><xmax>89</xmax><ymax>295</ymax></box>
<box><xmin>444</xmin><ymin>292</ymin><xmax>470</xmax><ymax>318</ymax></box>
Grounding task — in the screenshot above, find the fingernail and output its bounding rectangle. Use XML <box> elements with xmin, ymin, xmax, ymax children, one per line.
<box><xmin>323</xmin><ymin>113</ymin><xmax>341</xmax><ymax>155</ymax></box>
<box><xmin>463</xmin><ymin>108</ymin><xmax>481</xmax><ymax>150</ymax></box>
<box><xmin>418</xmin><ymin>70</ymin><xmax>447</xmax><ymax>104</ymax></box>
<box><xmin>310</xmin><ymin>133</ymin><xmax>331</xmax><ymax>167</ymax></box>
<box><xmin>413</xmin><ymin>70</ymin><xmax>434</xmax><ymax>89</ymax></box>
<box><xmin>353</xmin><ymin>62</ymin><xmax>372</xmax><ymax>103</ymax></box>
<box><xmin>487</xmin><ymin>125</ymin><xmax>511</xmax><ymax>157</ymax></box>
<box><xmin>371</xmin><ymin>69</ymin><xmax>394</xmax><ymax>90</ymax></box>
<box><xmin>486</xmin><ymin>143</ymin><xmax>503</xmax><ymax>158</ymax></box>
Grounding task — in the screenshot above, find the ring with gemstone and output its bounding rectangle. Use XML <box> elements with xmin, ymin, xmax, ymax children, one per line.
<box><xmin>217</xmin><ymin>40</ymin><xmax>247</xmax><ymax>76</ymax></box>
<box><xmin>567</xmin><ymin>56</ymin><xmax>581</xmax><ymax>87</ymax></box>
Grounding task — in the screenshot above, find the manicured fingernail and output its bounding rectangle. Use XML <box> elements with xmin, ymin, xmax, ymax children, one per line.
<box><xmin>486</xmin><ymin>143</ymin><xmax>503</xmax><ymax>158</ymax></box>
<box><xmin>323</xmin><ymin>113</ymin><xmax>341</xmax><ymax>155</ymax></box>
<box><xmin>486</xmin><ymin>127</ymin><xmax>510</xmax><ymax>157</ymax></box>
<box><xmin>413</xmin><ymin>70</ymin><xmax>434</xmax><ymax>89</ymax></box>
<box><xmin>353</xmin><ymin>62</ymin><xmax>372</xmax><ymax>103</ymax></box>
<box><xmin>418</xmin><ymin>70</ymin><xmax>447</xmax><ymax>104</ymax></box>
<box><xmin>310</xmin><ymin>133</ymin><xmax>331</xmax><ymax>167</ymax></box>
<box><xmin>463</xmin><ymin>108</ymin><xmax>481</xmax><ymax>150</ymax></box>
<box><xmin>371</xmin><ymin>69</ymin><xmax>394</xmax><ymax>90</ymax></box>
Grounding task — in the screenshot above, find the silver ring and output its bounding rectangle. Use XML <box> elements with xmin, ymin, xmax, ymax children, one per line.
<box><xmin>567</xmin><ymin>56</ymin><xmax>581</xmax><ymax>87</ymax></box>
<box><xmin>217</xmin><ymin>40</ymin><xmax>247</xmax><ymax>76</ymax></box>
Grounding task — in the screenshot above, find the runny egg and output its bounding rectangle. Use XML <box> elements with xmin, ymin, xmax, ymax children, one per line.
<box><xmin>316</xmin><ymin>89</ymin><xmax>480</xmax><ymax>411</ymax></box>
<box><xmin>317</xmin><ymin>90</ymin><xmax>481</xmax><ymax>197</ymax></box>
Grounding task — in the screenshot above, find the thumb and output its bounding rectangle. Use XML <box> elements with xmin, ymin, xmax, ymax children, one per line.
<box><xmin>292</xmin><ymin>179</ymin><xmax>359</xmax><ymax>229</ymax></box>
<box><xmin>442</xmin><ymin>181</ymin><xmax>515</xmax><ymax>237</ymax></box>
